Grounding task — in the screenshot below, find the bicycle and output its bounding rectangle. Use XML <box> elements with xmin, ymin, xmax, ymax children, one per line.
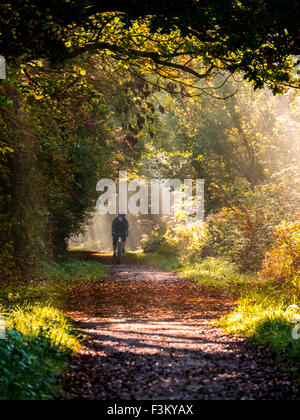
<box><xmin>115</xmin><ymin>236</ymin><xmax>123</xmax><ymax>264</ymax></box>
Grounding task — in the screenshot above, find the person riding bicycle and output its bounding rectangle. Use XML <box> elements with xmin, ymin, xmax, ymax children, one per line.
<box><xmin>112</xmin><ymin>214</ymin><xmax>129</xmax><ymax>257</ymax></box>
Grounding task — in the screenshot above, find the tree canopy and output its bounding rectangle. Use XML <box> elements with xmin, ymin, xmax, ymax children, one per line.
<box><xmin>1</xmin><ymin>1</ymin><xmax>300</xmax><ymax>93</ymax></box>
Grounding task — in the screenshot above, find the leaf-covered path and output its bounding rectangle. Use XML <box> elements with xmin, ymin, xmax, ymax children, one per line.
<box><xmin>64</xmin><ymin>254</ymin><xmax>299</xmax><ymax>400</ymax></box>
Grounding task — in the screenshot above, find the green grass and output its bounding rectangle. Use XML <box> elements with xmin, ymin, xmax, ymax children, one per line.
<box><xmin>141</xmin><ymin>253</ymin><xmax>253</xmax><ymax>294</ymax></box>
<box><xmin>219</xmin><ymin>289</ymin><xmax>300</xmax><ymax>366</ymax></box>
<box><xmin>0</xmin><ymin>258</ymin><xmax>107</xmax><ymax>308</ymax></box>
<box><xmin>0</xmin><ymin>303</ymin><xmax>81</xmax><ymax>400</ymax></box>
<box><xmin>0</xmin><ymin>257</ymin><xmax>107</xmax><ymax>400</ymax></box>
<box><xmin>126</xmin><ymin>251</ymin><xmax>184</xmax><ymax>271</ymax></box>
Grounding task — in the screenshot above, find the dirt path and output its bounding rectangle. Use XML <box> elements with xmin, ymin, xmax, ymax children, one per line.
<box><xmin>64</xmin><ymin>254</ymin><xmax>299</xmax><ymax>400</ymax></box>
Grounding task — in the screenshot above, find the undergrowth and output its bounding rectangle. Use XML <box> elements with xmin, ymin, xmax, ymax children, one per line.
<box><xmin>0</xmin><ymin>257</ymin><xmax>107</xmax><ymax>400</ymax></box>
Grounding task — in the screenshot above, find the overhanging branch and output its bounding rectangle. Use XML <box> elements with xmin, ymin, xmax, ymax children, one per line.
<box><xmin>66</xmin><ymin>42</ymin><xmax>213</xmax><ymax>80</ymax></box>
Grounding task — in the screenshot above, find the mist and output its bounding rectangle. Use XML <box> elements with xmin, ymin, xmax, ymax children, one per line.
<box><xmin>69</xmin><ymin>213</ymin><xmax>146</xmax><ymax>252</ymax></box>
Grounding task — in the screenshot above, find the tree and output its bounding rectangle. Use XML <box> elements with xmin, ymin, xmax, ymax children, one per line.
<box><xmin>139</xmin><ymin>80</ymin><xmax>300</xmax><ymax>270</ymax></box>
<box><xmin>1</xmin><ymin>1</ymin><xmax>300</xmax><ymax>93</ymax></box>
<box><xmin>0</xmin><ymin>54</ymin><xmax>159</xmax><ymax>274</ymax></box>
<box><xmin>140</xmin><ymin>79</ymin><xmax>300</xmax><ymax>211</ymax></box>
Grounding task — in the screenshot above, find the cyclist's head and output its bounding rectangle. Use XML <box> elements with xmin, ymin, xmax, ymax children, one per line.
<box><xmin>118</xmin><ymin>213</ymin><xmax>126</xmax><ymax>219</ymax></box>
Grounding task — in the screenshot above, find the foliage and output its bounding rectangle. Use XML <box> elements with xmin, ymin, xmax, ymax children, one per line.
<box><xmin>0</xmin><ymin>257</ymin><xmax>107</xmax><ymax>400</ymax></box>
<box><xmin>260</xmin><ymin>220</ymin><xmax>300</xmax><ymax>293</ymax></box>
<box><xmin>205</xmin><ymin>180</ymin><xmax>299</xmax><ymax>272</ymax></box>
<box><xmin>142</xmin><ymin>252</ymin><xmax>252</xmax><ymax>295</ymax></box>
<box><xmin>163</xmin><ymin>210</ymin><xmax>208</xmax><ymax>257</ymax></box>
<box><xmin>142</xmin><ymin>224</ymin><xmax>170</xmax><ymax>255</ymax></box>
<box><xmin>1</xmin><ymin>2</ymin><xmax>300</xmax><ymax>93</ymax></box>
<box><xmin>141</xmin><ymin>205</ymin><xmax>208</xmax><ymax>258</ymax></box>
<box><xmin>219</xmin><ymin>290</ymin><xmax>300</xmax><ymax>366</ymax></box>
<box><xmin>0</xmin><ymin>304</ymin><xmax>81</xmax><ymax>400</ymax></box>
<box><xmin>141</xmin><ymin>81</ymin><xmax>300</xmax><ymax>210</ymax></box>
<box><xmin>140</xmin><ymin>82</ymin><xmax>300</xmax><ymax>275</ymax></box>
<box><xmin>141</xmin><ymin>179</ymin><xmax>299</xmax><ymax>273</ymax></box>
<box><xmin>0</xmin><ymin>258</ymin><xmax>107</xmax><ymax>308</ymax></box>
<box><xmin>0</xmin><ymin>56</ymin><xmax>154</xmax><ymax>277</ymax></box>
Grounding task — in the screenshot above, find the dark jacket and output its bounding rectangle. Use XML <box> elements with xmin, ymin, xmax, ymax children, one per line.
<box><xmin>112</xmin><ymin>217</ymin><xmax>129</xmax><ymax>237</ymax></box>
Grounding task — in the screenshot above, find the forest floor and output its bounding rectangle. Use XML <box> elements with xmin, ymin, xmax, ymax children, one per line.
<box><xmin>64</xmin><ymin>252</ymin><xmax>299</xmax><ymax>400</ymax></box>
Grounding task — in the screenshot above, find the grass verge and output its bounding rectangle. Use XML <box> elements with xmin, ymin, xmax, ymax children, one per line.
<box><xmin>0</xmin><ymin>258</ymin><xmax>107</xmax><ymax>308</ymax></box>
<box><xmin>219</xmin><ymin>290</ymin><xmax>300</xmax><ymax>370</ymax></box>
<box><xmin>0</xmin><ymin>257</ymin><xmax>107</xmax><ymax>400</ymax></box>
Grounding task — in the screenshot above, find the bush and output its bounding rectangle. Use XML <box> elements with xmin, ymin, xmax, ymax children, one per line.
<box><xmin>176</xmin><ymin>256</ymin><xmax>252</xmax><ymax>294</ymax></box>
<box><xmin>260</xmin><ymin>220</ymin><xmax>300</xmax><ymax>295</ymax></box>
<box><xmin>205</xmin><ymin>182</ymin><xmax>297</xmax><ymax>272</ymax></box>
<box><xmin>142</xmin><ymin>213</ymin><xmax>207</xmax><ymax>258</ymax></box>
<box><xmin>0</xmin><ymin>257</ymin><xmax>107</xmax><ymax>400</ymax></box>
<box><xmin>142</xmin><ymin>224</ymin><xmax>169</xmax><ymax>254</ymax></box>
<box><xmin>206</xmin><ymin>207</ymin><xmax>269</xmax><ymax>272</ymax></box>
<box><xmin>165</xmin><ymin>218</ymin><xmax>207</xmax><ymax>257</ymax></box>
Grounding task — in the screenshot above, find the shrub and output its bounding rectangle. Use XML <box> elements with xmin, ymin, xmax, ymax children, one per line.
<box><xmin>205</xmin><ymin>182</ymin><xmax>298</xmax><ymax>272</ymax></box>
<box><xmin>164</xmin><ymin>216</ymin><xmax>207</xmax><ymax>257</ymax></box>
<box><xmin>0</xmin><ymin>258</ymin><xmax>107</xmax><ymax>308</ymax></box>
<box><xmin>205</xmin><ymin>207</ymin><xmax>270</xmax><ymax>272</ymax></box>
<box><xmin>142</xmin><ymin>213</ymin><xmax>207</xmax><ymax>258</ymax></box>
<box><xmin>142</xmin><ymin>224</ymin><xmax>169</xmax><ymax>254</ymax></box>
<box><xmin>260</xmin><ymin>220</ymin><xmax>300</xmax><ymax>295</ymax></box>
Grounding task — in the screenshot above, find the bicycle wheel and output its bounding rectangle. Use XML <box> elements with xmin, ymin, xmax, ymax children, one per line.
<box><xmin>117</xmin><ymin>239</ymin><xmax>122</xmax><ymax>264</ymax></box>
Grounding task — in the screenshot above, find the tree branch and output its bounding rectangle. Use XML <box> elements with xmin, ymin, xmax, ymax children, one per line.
<box><xmin>66</xmin><ymin>42</ymin><xmax>212</xmax><ymax>80</ymax></box>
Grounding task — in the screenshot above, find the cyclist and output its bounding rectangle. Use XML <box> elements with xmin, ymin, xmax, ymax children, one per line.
<box><xmin>112</xmin><ymin>214</ymin><xmax>129</xmax><ymax>258</ymax></box>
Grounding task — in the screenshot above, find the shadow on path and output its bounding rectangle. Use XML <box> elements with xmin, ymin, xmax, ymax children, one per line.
<box><xmin>64</xmin><ymin>252</ymin><xmax>299</xmax><ymax>400</ymax></box>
